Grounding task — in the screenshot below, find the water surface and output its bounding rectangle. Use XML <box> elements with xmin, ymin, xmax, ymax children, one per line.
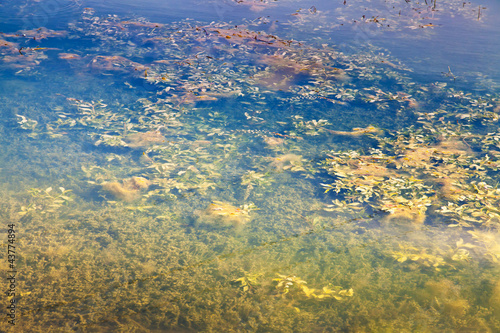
<box><xmin>1</xmin><ymin>0</ymin><xmax>500</xmax><ymax>331</ymax></box>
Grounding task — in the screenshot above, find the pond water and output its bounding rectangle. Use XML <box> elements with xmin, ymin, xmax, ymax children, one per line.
<box><xmin>1</xmin><ymin>0</ymin><xmax>500</xmax><ymax>331</ymax></box>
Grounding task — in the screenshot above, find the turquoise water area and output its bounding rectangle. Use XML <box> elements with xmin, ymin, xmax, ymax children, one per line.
<box><xmin>1</xmin><ymin>0</ymin><xmax>500</xmax><ymax>331</ymax></box>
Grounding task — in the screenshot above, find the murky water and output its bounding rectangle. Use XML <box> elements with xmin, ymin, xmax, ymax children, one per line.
<box><xmin>1</xmin><ymin>0</ymin><xmax>500</xmax><ymax>331</ymax></box>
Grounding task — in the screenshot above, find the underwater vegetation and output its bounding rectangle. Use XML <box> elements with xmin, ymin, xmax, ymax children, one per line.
<box><xmin>102</xmin><ymin>176</ymin><xmax>151</xmax><ymax>202</ymax></box>
<box><xmin>196</xmin><ymin>200</ymin><xmax>257</xmax><ymax>227</ymax></box>
<box><xmin>1</xmin><ymin>0</ymin><xmax>500</xmax><ymax>331</ymax></box>
<box><xmin>273</xmin><ymin>274</ymin><xmax>354</xmax><ymax>301</ymax></box>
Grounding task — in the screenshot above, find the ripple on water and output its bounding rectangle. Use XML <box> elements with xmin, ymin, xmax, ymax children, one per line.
<box><xmin>0</xmin><ymin>0</ymin><xmax>82</xmax><ymax>31</ymax></box>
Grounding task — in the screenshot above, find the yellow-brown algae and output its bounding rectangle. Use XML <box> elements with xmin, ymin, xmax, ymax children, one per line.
<box><xmin>263</xmin><ymin>136</ymin><xmax>284</xmax><ymax>147</ymax></box>
<box><xmin>124</xmin><ymin>131</ymin><xmax>166</xmax><ymax>148</ymax></box>
<box><xmin>197</xmin><ymin>201</ymin><xmax>251</xmax><ymax>227</ymax></box>
<box><xmin>326</xmin><ymin>125</ymin><xmax>382</xmax><ymax>137</ymax></box>
<box><xmin>102</xmin><ymin>177</ymin><xmax>151</xmax><ymax>202</ymax></box>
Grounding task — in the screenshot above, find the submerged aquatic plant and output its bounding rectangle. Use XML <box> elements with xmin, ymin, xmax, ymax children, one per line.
<box><xmin>16</xmin><ymin>114</ymin><xmax>38</xmax><ymax>132</ymax></box>
<box><xmin>390</xmin><ymin>241</ymin><xmax>475</xmax><ymax>271</ymax></box>
<box><xmin>273</xmin><ymin>274</ymin><xmax>353</xmax><ymax>300</ymax></box>
<box><xmin>196</xmin><ymin>201</ymin><xmax>257</xmax><ymax>227</ymax></box>
<box><xmin>19</xmin><ymin>187</ymin><xmax>74</xmax><ymax>216</ymax></box>
<box><xmin>232</xmin><ymin>272</ymin><xmax>264</xmax><ymax>292</ymax></box>
<box><xmin>101</xmin><ymin>176</ymin><xmax>151</xmax><ymax>202</ymax></box>
<box><xmin>273</xmin><ymin>274</ymin><xmax>308</xmax><ymax>295</ymax></box>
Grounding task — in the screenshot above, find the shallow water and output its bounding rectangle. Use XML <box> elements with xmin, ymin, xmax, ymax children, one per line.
<box><xmin>1</xmin><ymin>0</ymin><xmax>500</xmax><ymax>332</ymax></box>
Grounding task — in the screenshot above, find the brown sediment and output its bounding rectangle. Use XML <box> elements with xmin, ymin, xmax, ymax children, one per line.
<box><xmin>200</xmin><ymin>26</ymin><xmax>296</xmax><ymax>49</ymax></box>
<box><xmin>270</xmin><ymin>153</ymin><xmax>303</xmax><ymax>170</ymax></box>
<box><xmin>102</xmin><ymin>177</ymin><xmax>151</xmax><ymax>202</ymax></box>
<box><xmin>263</xmin><ymin>136</ymin><xmax>284</xmax><ymax>147</ymax></box>
<box><xmin>89</xmin><ymin>55</ymin><xmax>147</xmax><ymax>74</ymax></box>
<box><xmin>254</xmin><ymin>53</ymin><xmax>348</xmax><ymax>91</ymax></box>
<box><xmin>120</xmin><ymin>21</ymin><xmax>164</xmax><ymax>28</ymax></box>
<box><xmin>326</xmin><ymin>125</ymin><xmax>382</xmax><ymax>137</ymax></box>
<box><xmin>58</xmin><ymin>53</ymin><xmax>81</xmax><ymax>60</ymax></box>
<box><xmin>124</xmin><ymin>131</ymin><xmax>166</xmax><ymax>148</ymax></box>
<box><xmin>380</xmin><ymin>205</ymin><xmax>427</xmax><ymax>226</ymax></box>
<box><xmin>435</xmin><ymin>137</ymin><xmax>471</xmax><ymax>155</ymax></box>
<box><xmin>197</xmin><ymin>201</ymin><xmax>251</xmax><ymax>227</ymax></box>
<box><xmin>2</xmin><ymin>27</ymin><xmax>67</xmax><ymax>40</ymax></box>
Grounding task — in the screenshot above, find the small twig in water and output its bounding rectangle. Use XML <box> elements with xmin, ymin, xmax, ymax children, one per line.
<box><xmin>442</xmin><ymin>66</ymin><xmax>457</xmax><ymax>81</ymax></box>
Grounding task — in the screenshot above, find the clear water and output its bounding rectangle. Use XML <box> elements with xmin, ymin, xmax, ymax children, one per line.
<box><xmin>1</xmin><ymin>0</ymin><xmax>500</xmax><ymax>331</ymax></box>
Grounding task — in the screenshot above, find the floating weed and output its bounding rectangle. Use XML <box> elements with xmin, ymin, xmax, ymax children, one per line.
<box><xmin>320</xmin><ymin>113</ymin><xmax>500</xmax><ymax>233</ymax></box>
